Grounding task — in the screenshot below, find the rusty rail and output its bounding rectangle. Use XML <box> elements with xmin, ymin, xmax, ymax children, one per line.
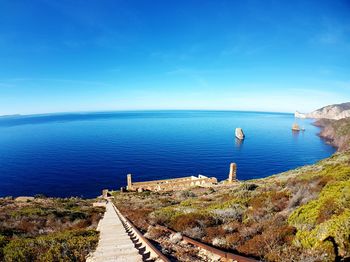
<box><xmin>157</xmin><ymin>225</ymin><xmax>258</xmax><ymax>262</ymax></box>
<box><xmin>112</xmin><ymin>203</ymin><xmax>170</xmax><ymax>262</ymax></box>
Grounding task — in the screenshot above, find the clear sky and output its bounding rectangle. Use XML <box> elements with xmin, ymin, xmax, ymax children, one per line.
<box><xmin>1</xmin><ymin>0</ymin><xmax>350</xmax><ymax>115</ymax></box>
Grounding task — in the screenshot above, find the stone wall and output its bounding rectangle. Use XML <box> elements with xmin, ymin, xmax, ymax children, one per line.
<box><xmin>126</xmin><ymin>174</ymin><xmax>218</xmax><ymax>192</ymax></box>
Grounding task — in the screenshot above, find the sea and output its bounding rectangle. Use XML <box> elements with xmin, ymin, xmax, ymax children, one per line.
<box><xmin>0</xmin><ymin>111</ymin><xmax>335</xmax><ymax>198</ymax></box>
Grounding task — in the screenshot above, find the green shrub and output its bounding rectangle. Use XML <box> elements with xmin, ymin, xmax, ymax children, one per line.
<box><xmin>180</xmin><ymin>199</ymin><xmax>195</xmax><ymax>207</ymax></box>
<box><xmin>151</xmin><ymin>206</ymin><xmax>182</xmax><ymax>225</ymax></box>
<box><xmin>292</xmin><ymin>210</ymin><xmax>350</xmax><ymax>260</ymax></box>
<box><xmin>289</xmin><ymin>181</ymin><xmax>350</xmax><ymax>230</ymax></box>
<box><xmin>241</xmin><ymin>183</ymin><xmax>259</xmax><ymax>191</ymax></box>
<box><xmin>170</xmin><ymin>212</ymin><xmax>215</xmax><ymax>232</ymax></box>
<box><xmin>10</xmin><ymin>207</ymin><xmax>49</xmax><ymax>218</ymax></box>
<box><xmin>178</xmin><ymin>190</ymin><xmax>196</xmax><ymax>198</ymax></box>
<box><xmin>289</xmin><ymin>181</ymin><xmax>350</xmax><ymax>259</ymax></box>
<box><xmin>3</xmin><ymin>230</ymin><xmax>98</xmax><ymax>262</ymax></box>
<box><xmin>207</xmin><ymin>197</ymin><xmax>248</xmax><ymax>210</ymax></box>
<box><xmin>0</xmin><ymin>234</ymin><xmax>8</xmax><ymax>260</ymax></box>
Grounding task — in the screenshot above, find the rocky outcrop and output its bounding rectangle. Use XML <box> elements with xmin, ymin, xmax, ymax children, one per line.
<box><xmin>294</xmin><ymin>111</ymin><xmax>306</xmax><ymax>118</ymax></box>
<box><xmin>14</xmin><ymin>196</ymin><xmax>35</xmax><ymax>202</ymax></box>
<box><xmin>296</xmin><ymin>102</ymin><xmax>350</xmax><ymax>120</ymax></box>
<box><xmin>314</xmin><ymin>118</ymin><xmax>350</xmax><ymax>152</ymax></box>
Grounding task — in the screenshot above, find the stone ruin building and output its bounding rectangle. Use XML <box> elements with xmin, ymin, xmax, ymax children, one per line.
<box><xmin>125</xmin><ymin>162</ymin><xmax>238</xmax><ymax>192</ymax></box>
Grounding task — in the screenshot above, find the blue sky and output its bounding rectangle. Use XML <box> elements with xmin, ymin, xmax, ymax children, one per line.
<box><xmin>1</xmin><ymin>0</ymin><xmax>350</xmax><ymax>115</ymax></box>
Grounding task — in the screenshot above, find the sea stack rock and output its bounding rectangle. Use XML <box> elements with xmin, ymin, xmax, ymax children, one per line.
<box><xmin>235</xmin><ymin>128</ymin><xmax>245</xmax><ymax>140</ymax></box>
<box><xmin>292</xmin><ymin>123</ymin><xmax>301</xmax><ymax>131</ymax></box>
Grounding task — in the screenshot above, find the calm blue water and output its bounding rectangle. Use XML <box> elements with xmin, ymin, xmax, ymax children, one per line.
<box><xmin>0</xmin><ymin>111</ymin><xmax>335</xmax><ymax>198</ymax></box>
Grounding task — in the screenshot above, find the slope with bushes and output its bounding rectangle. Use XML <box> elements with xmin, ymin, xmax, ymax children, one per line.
<box><xmin>0</xmin><ymin>197</ymin><xmax>104</xmax><ymax>261</ymax></box>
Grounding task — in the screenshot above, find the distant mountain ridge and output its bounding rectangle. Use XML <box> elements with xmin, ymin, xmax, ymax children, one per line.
<box><xmin>295</xmin><ymin>102</ymin><xmax>350</xmax><ymax>120</ymax></box>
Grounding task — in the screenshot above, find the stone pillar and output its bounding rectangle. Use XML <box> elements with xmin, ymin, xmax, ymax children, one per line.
<box><xmin>102</xmin><ymin>189</ymin><xmax>109</xmax><ymax>198</ymax></box>
<box><xmin>127</xmin><ymin>174</ymin><xmax>132</xmax><ymax>190</ymax></box>
<box><xmin>228</xmin><ymin>163</ymin><xmax>237</xmax><ymax>183</ymax></box>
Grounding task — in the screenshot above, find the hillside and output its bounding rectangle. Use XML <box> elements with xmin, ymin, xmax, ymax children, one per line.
<box><xmin>0</xmin><ymin>197</ymin><xmax>104</xmax><ymax>261</ymax></box>
<box><xmin>113</xmin><ymin>119</ymin><xmax>350</xmax><ymax>261</ymax></box>
<box><xmin>296</xmin><ymin>102</ymin><xmax>350</xmax><ymax>120</ymax></box>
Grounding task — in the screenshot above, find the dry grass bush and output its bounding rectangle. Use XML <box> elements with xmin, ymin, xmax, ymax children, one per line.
<box><xmin>231</xmin><ymin>188</ymin><xmax>255</xmax><ymax>202</ymax></box>
<box><xmin>174</xmin><ymin>190</ymin><xmax>196</xmax><ymax>200</ymax></box>
<box><xmin>237</xmin><ymin>223</ymin><xmax>296</xmax><ymax>259</ymax></box>
<box><xmin>287</xmin><ymin>185</ymin><xmax>313</xmax><ymax>210</ymax></box>
<box><xmin>225</xmin><ymin>232</ymin><xmax>243</xmax><ymax>249</ymax></box>
<box><xmin>249</xmin><ymin>191</ymin><xmax>289</xmax><ymax>212</ymax></box>
<box><xmin>212</xmin><ymin>237</ymin><xmax>227</xmax><ymax>248</ymax></box>
<box><xmin>144</xmin><ymin>225</ymin><xmax>168</xmax><ymax>240</ymax></box>
<box><xmin>182</xmin><ymin>226</ymin><xmax>204</xmax><ymax>239</ymax></box>
<box><xmin>222</xmin><ymin>221</ymin><xmax>240</xmax><ymax>233</ymax></box>
<box><xmin>211</xmin><ymin>205</ymin><xmax>245</xmax><ymax>223</ymax></box>
<box><xmin>169</xmin><ymin>232</ymin><xmax>182</xmax><ymax>244</ymax></box>
<box><xmin>238</xmin><ymin>222</ymin><xmax>263</xmax><ymax>241</ymax></box>
<box><xmin>316</xmin><ymin>197</ymin><xmax>344</xmax><ymax>224</ymax></box>
<box><xmin>123</xmin><ymin>208</ymin><xmax>153</xmax><ymax>231</ymax></box>
<box><xmin>203</xmin><ymin>226</ymin><xmax>226</xmax><ymax>242</ymax></box>
<box><xmin>170</xmin><ymin>212</ymin><xmax>216</xmax><ymax>232</ymax></box>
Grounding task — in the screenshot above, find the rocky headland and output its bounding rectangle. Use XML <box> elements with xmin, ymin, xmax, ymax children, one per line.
<box><xmin>314</xmin><ymin>118</ymin><xmax>350</xmax><ymax>152</ymax></box>
<box><xmin>295</xmin><ymin>102</ymin><xmax>350</xmax><ymax>120</ymax></box>
<box><xmin>296</xmin><ymin>102</ymin><xmax>350</xmax><ymax>151</ymax></box>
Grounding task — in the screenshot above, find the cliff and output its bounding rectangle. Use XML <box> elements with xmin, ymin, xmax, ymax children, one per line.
<box><xmin>296</xmin><ymin>102</ymin><xmax>350</xmax><ymax>120</ymax></box>
<box><xmin>314</xmin><ymin>118</ymin><xmax>350</xmax><ymax>152</ymax></box>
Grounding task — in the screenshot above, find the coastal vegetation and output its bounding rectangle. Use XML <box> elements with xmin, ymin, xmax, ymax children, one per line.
<box><xmin>0</xmin><ymin>197</ymin><xmax>104</xmax><ymax>261</ymax></box>
<box><xmin>113</xmin><ymin>118</ymin><xmax>350</xmax><ymax>261</ymax></box>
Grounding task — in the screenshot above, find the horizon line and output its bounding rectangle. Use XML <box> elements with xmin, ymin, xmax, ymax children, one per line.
<box><xmin>0</xmin><ymin>108</ymin><xmax>296</xmax><ymax>118</ymax></box>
